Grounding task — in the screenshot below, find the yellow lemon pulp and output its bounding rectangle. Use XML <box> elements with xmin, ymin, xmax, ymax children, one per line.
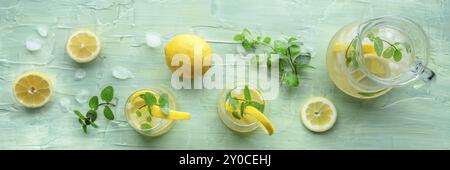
<box><xmin>13</xmin><ymin>72</ymin><xmax>53</xmax><ymax>108</ymax></box>
<box><xmin>224</xmin><ymin>87</ymin><xmax>274</xmax><ymax>135</ymax></box>
<box><xmin>164</xmin><ymin>34</ymin><xmax>212</xmax><ymax>78</ymax></box>
<box><xmin>301</xmin><ymin>97</ymin><xmax>337</xmax><ymax>132</ymax></box>
<box><xmin>129</xmin><ymin>91</ymin><xmax>190</xmax><ymax>121</ymax></box>
<box><xmin>66</xmin><ymin>30</ymin><xmax>100</xmax><ymax>63</ymax></box>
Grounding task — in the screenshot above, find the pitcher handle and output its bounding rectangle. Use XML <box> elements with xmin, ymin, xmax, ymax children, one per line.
<box><xmin>412</xmin><ymin>61</ymin><xmax>436</xmax><ymax>89</ymax></box>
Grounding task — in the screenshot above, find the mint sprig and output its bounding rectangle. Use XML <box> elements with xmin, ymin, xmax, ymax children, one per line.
<box><xmin>226</xmin><ymin>85</ymin><xmax>265</xmax><ymax>120</ymax></box>
<box><xmin>74</xmin><ymin>86</ymin><xmax>116</xmax><ymax>134</ymax></box>
<box><xmin>136</xmin><ymin>92</ymin><xmax>170</xmax><ymax>129</ymax></box>
<box><xmin>234</xmin><ymin>29</ymin><xmax>314</xmax><ymax>87</ymax></box>
<box><xmin>345</xmin><ymin>32</ymin><xmax>406</xmax><ymax>68</ymax></box>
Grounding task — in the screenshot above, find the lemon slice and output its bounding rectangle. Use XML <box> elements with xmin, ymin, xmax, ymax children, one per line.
<box><xmin>364</xmin><ymin>55</ymin><xmax>390</xmax><ymax>78</ymax></box>
<box><xmin>301</xmin><ymin>97</ymin><xmax>337</xmax><ymax>132</ymax></box>
<box><xmin>66</xmin><ymin>30</ymin><xmax>101</xmax><ymax>63</ymax></box>
<box><xmin>244</xmin><ymin>106</ymin><xmax>275</xmax><ymax>135</ymax></box>
<box><xmin>333</xmin><ymin>43</ymin><xmax>376</xmax><ymax>55</ymax></box>
<box><xmin>13</xmin><ymin>72</ymin><xmax>53</xmax><ymax>108</ymax></box>
<box><xmin>130</xmin><ymin>92</ymin><xmax>190</xmax><ymax>120</ymax></box>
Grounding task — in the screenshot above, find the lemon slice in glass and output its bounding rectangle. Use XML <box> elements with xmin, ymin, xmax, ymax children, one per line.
<box><xmin>13</xmin><ymin>72</ymin><xmax>53</xmax><ymax>108</ymax></box>
<box><xmin>301</xmin><ymin>97</ymin><xmax>337</xmax><ymax>132</ymax></box>
<box><xmin>66</xmin><ymin>30</ymin><xmax>100</xmax><ymax>63</ymax></box>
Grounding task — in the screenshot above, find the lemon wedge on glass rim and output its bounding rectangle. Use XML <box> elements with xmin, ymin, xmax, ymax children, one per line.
<box><xmin>243</xmin><ymin>106</ymin><xmax>275</xmax><ymax>135</ymax></box>
<box><xmin>66</xmin><ymin>29</ymin><xmax>101</xmax><ymax>63</ymax></box>
<box><xmin>13</xmin><ymin>72</ymin><xmax>53</xmax><ymax>108</ymax></box>
<box><xmin>301</xmin><ymin>97</ymin><xmax>337</xmax><ymax>132</ymax></box>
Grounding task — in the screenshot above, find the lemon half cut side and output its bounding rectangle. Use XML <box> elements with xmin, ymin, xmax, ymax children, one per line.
<box><xmin>13</xmin><ymin>72</ymin><xmax>53</xmax><ymax>108</ymax></box>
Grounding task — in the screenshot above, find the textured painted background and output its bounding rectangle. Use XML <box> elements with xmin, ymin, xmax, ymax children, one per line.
<box><xmin>0</xmin><ymin>0</ymin><xmax>449</xmax><ymax>149</ymax></box>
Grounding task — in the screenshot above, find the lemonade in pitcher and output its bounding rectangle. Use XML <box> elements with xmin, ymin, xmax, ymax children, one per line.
<box><xmin>326</xmin><ymin>16</ymin><xmax>436</xmax><ymax>99</ymax></box>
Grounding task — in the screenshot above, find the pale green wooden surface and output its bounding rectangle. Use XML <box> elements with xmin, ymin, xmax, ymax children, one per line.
<box><xmin>0</xmin><ymin>0</ymin><xmax>449</xmax><ymax>149</ymax></box>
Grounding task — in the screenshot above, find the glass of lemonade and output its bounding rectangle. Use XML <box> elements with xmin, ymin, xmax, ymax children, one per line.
<box><xmin>326</xmin><ymin>16</ymin><xmax>436</xmax><ymax>99</ymax></box>
<box><xmin>217</xmin><ymin>83</ymin><xmax>272</xmax><ymax>134</ymax></box>
<box><xmin>125</xmin><ymin>87</ymin><xmax>177</xmax><ymax>137</ymax></box>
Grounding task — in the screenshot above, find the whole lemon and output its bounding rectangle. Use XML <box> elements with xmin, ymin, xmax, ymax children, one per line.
<box><xmin>164</xmin><ymin>34</ymin><xmax>212</xmax><ymax>78</ymax></box>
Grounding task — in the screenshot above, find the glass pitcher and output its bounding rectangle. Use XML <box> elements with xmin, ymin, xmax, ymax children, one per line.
<box><xmin>326</xmin><ymin>16</ymin><xmax>436</xmax><ymax>99</ymax></box>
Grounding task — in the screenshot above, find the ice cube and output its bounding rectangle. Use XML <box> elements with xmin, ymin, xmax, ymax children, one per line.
<box><xmin>36</xmin><ymin>25</ymin><xmax>48</xmax><ymax>37</ymax></box>
<box><xmin>145</xmin><ymin>32</ymin><xmax>161</xmax><ymax>48</ymax></box>
<box><xmin>25</xmin><ymin>37</ymin><xmax>42</xmax><ymax>52</ymax></box>
<box><xmin>112</xmin><ymin>66</ymin><xmax>134</xmax><ymax>80</ymax></box>
<box><xmin>74</xmin><ymin>68</ymin><xmax>86</xmax><ymax>81</ymax></box>
<box><xmin>59</xmin><ymin>97</ymin><xmax>71</xmax><ymax>113</ymax></box>
<box><xmin>75</xmin><ymin>89</ymin><xmax>90</xmax><ymax>104</ymax></box>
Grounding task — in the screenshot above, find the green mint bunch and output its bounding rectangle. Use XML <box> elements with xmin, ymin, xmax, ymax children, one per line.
<box><xmin>74</xmin><ymin>86</ymin><xmax>115</xmax><ymax>134</ymax></box>
<box><xmin>234</xmin><ymin>29</ymin><xmax>314</xmax><ymax>87</ymax></box>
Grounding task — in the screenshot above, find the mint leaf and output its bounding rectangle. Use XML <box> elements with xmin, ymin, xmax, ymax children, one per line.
<box><xmin>89</xmin><ymin>96</ymin><xmax>99</xmax><ymax>110</ymax></box>
<box><xmin>288</xmin><ymin>37</ymin><xmax>297</xmax><ymax>43</ymax></box>
<box><xmin>288</xmin><ymin>44</ymin><xmax>301</xmax><ymax>58</ymax></box>
<box><xmin>244</xmin><ymin>85</ymin><xmax>251</xmax><ymax>101</ymax></box>
<box><xmin>249</xmin><ymin>101</ymin><xmax>265</xmax><ymax>113</ymax></box>
<box><xmin>100</xmin><ymin>86</ymin><xmax>114</xmax><ymax>102</ymax></box>
<box><xmin>263</xmin><ymin>37</ymin><xmax>271</xmax><ymax>44</ymax></box>
<box><xmin>229</xmin><ymin>98</ymin><xmax>239</xmax><ymax>110</ymax></box>
<box><xmin>294</xmin><ymin>52</ymin><xmax>311</xmax><ymax>65</ymax></box>
<box><xmin>136</xmin><ymin>110</ymin><xmax>142</xmax><ymax>117</ymax></box>
<box><xmin>374</xmin><ymin>38</ymin><xmax>383</xmax><ymax>56</ymax></box>
<box><xmin>158</xmin><ymin>93</ymin><xmax>169</xmax><ymax>109</ymax></box>
<box><xmin>393</xmin><ymin>49</ymin><xmax>402</xmax><ymax>62</ymax></box>
<box><xmin>146</xmin><ymin>116</ymin><xmax>152</xmax><ymax>122</ymax></box>
<box><xmin>234</xmin><ymin>34</ymin><xmax>243</xmax><ymax>41</ymax></box>
<box><xmin>86</xmin><ymin>110</ymin><xmax>97</xmax><ymax>122</ymax></box>
<box><xmin>90</xmin><ymin>122</ymin><xmax>98</xmax><ymax>128</ymax></box>
<box><xmin>240</xmin><ymin>103</ymin><xmax>246</xmax><ymax>117</ymax></box>
<box><xmin>103</xmin><ymin>105</ymin><xmax>114</xmax><ymax>120</ymax></box>
<box><xmin>157</xmin><ymin>94</ymin><xmax>170</xmax><ymax>115</ymax></box>
<box><xmin>231</xmin><ymin>111</ymin><xmax>241</xmax><ymax>120</ymax></box>
<box><xmin>140</xmin><ymin>123</ymin><xmax>152</xmax><ymax>130</ymax></box>
<box><xmin>74</xmin><ymin>110</ymin><xmax>86</xmax><ymax>120</ymax></box>
<box><xmin>274</xmin><ymin>40</ymin><xmax>288</xmax><ymax>55</ymax></box>
<box><xmin>82</xmin><ymin>125</ymin><xmax>87</xmax><ymax>134</ymax></box>
<box><xmin>142</xmin><ymin>92</ymin><xmax>156</xmax><ymax>114</ymax></box>
<box><xmin>242</xmin><ymin>39</ymin><xmax>253</xmax><ymax>51</ymax></box>
<box><xmin>382</xmin><ymin>46</ymin><xmax>395</xmax><ymax>58</ymax></box>
<box><xmin>282</xmin><ymin>71</ymin><xmax>299</xmax><ymax>87</ymax></box>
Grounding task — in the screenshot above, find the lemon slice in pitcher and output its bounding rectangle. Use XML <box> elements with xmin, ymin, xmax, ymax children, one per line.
<box><xmin>13</xmin><ymin>72</ymin><xmax>53</xmax><ymax>108</ymax></box>
<box><xmin>66</xmin><ymin>30</ymin><xmax>101</xmax><ymax>63</ymax></box>
<box><xmin>301</xmin><ymin>97</ymin><xmax>337</xmax><ymax>132</ymax></box>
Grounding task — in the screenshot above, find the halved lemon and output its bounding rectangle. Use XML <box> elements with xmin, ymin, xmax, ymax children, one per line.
<box><xmin>301</xmin><ymin>97</ymin><xmax>337</xmax><ymax>132</ymax></box>
<box><xmin>66</xmin><ymin>30</ymin><xmax>100</xmax><ymax>63</ymax></box>
<box><xmin>129</xmin><ymin>91</ymin><xmax>190</xmax><ymax>120</ymax></box>
<box><xmin>13</xmin><ymin>72</ymin><xmax>53</xmax><ymax>108</ymax></box>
